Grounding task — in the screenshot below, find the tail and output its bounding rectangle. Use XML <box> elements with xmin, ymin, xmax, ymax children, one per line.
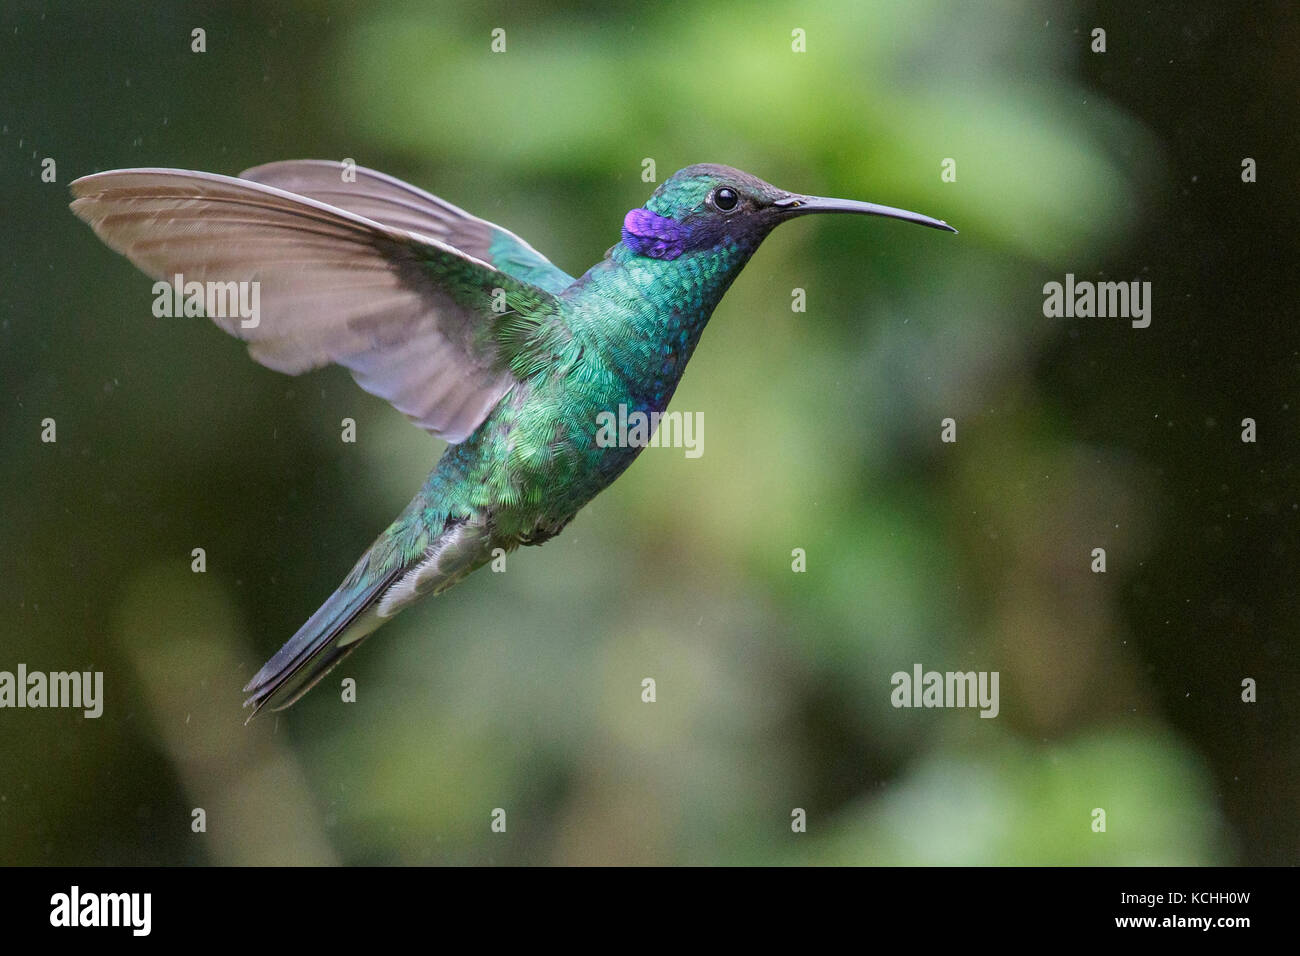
<box><xmin>242</xmin><ymin>516</ymin><xmax>491</xmax><ymax>720</ymax></box>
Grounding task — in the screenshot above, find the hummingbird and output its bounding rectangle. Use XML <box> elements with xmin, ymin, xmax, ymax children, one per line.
<box><xmin>69</xmin><ymin>161</ymin><xmax>955</xmax><ymax>718</ymax></box>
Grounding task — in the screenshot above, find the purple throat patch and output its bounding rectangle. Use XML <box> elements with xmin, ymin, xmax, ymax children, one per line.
<box><xmin>622</xmin><ymin>207</ymin><xmax>687</xmax><ymax>260</ymax></box>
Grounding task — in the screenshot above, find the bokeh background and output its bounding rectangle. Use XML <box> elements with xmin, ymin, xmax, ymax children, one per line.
<box><xmin>1</xmin><ymin>0</ymin><xmax>1296</xmax><ymax>865</ymax></box>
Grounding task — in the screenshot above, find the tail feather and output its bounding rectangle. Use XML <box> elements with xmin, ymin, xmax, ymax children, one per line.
<box><xmin>242</xmin><ymin>563</ymin><xmax>402</xmax><ymax>720</ymax></box>
<box><xmin>242</xmin><ymin>517</ymin><xmax>493</xmax><ymax>720</ymax></box>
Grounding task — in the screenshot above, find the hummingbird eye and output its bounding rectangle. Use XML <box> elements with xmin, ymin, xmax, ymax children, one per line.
<box><xmin>710</xmin><ymin>187</ymin><xmax>740</xmax><ymax>213</ymax></box>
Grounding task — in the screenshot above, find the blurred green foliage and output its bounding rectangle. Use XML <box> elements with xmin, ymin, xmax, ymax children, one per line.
<box><xmin>0</xmin><ymin>0</ymin><xmax>1294</xmax><ymax>864</ymax></box>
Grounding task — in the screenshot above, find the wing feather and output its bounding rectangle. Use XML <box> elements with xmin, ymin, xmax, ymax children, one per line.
<box><xmin>239</xmin><ymin>159</ymin><xmax>576</xmax><ymax>293</ymax></box>
<box><xmin>70</xmin><ymin>168</ymin><xmax>561</xmax><ymax>442</ymax></box>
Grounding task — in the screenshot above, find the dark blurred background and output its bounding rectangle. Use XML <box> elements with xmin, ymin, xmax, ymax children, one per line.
<box><xmin>0</xmin><ymin>0</ymin><xmax>1295</xmax><ymax>864</ymax></box>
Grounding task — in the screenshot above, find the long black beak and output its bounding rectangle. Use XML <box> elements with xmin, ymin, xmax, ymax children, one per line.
<box><xmin>775</xmin><ymin>195</ymin><xmax>957</xmax><ymax>233</ymax></box>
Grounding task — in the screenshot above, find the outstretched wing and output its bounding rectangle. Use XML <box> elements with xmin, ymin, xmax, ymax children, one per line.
<box><xmin>239</xmin><ymin>160</ymin><xmax>576</xmax><ymax>293</ymax></box>
<box><xmin>70</xmin><ymin>168</ymin><xmax>562</xmax><ymax>443</ymax></box>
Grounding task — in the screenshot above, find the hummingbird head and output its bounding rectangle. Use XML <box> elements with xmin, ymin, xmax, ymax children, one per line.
<box><xmin>620</xmin><ymin>163</ymin><xmax>955</xmax><ymax>263</ymax></box>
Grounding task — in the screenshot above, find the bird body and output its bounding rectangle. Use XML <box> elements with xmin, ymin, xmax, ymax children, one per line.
<box><xmin>70</xmin><ymin>160</ymin><xmax>953</xmax><ymax>716</ymax></box>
